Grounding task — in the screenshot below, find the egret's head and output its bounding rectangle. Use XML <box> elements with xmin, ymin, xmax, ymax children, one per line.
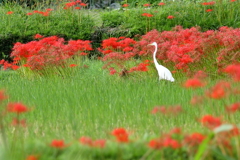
<box><xmin>148</xmin><ymin>42</ymin><xmax>157</xmax><ymax>46</ymax></box>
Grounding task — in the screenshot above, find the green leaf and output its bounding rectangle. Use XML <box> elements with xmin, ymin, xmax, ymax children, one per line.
<box><xmin>194</xmin><ymin>133</ymin><xmax>214</xmax><ymax>160</ymax></box>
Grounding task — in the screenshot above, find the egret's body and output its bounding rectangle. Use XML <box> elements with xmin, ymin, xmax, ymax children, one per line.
<box><xmin>149</xmin><ymin>42</ymin><xmax>175</xmax><ymax>82</ymax></box>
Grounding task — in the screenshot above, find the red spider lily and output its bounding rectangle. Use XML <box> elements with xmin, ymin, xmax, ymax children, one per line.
<box><xmin>122</xmin><ymin>4</ymin><xmax>129</xmax><ymax>7</ymax></box>
<box><xmin>11</xmin><ymin>65</ymin><xmax>20</xmax><ymax>70</ymax></box>
<box><xmin>143</xmin><ymin>4</ymin><xmax>151</xmax><ymax>7</ymax></box>
<box><xmin>99</xmin><ymin>37</ymin><xmax>136</xmax><ymax>53</ymax></box>
<box><xmin>201</xmin><ymin>1</ymin><xmax>215</xmax><ymax>5</ymax></box>
<box><xmin>23</xmin><ymin>64</ymin><xmax>31</xmax><ymax>67</ymax></box>
<box><xmin>225</xmin><ymin>102</ymin><xmax>240</xmax><ymax>113</ymax></box>
<box><xmin>93</xmin><ymin>139</ymin><xmax>106</xmax><ymax>148</ymax></box>
<box><xmin>224</xmin><ymin>63</ymin><xmax>240</xmax><ymax>81</ymax></box>
<box><xmin>32</xmin><ymin>10</ymin><xmax>50</xmax><ymax>16</ymax></box>
<box><xmin>129</xmin><ymin>62</ymin><xmax>149</xmax><ymax>72</ymax></box>
<box><xmin>141</xmin><ymin>13</ymin><xmax>153</xmax><ymax>17</ymax></box>
<box><xmin>7</xmin><ymin>102</ymin><xmax>29</xmax><ymax>114</ymax></box>
<box><xmin>6</xmin><ymin>11</ymin><xmax>13</xmax><ymax>15</ymax></box>
<box><xmin>0</xmin><ymin>60</ymin><xmax>19</xmax><ymax>70</ymax></box>
<box><xmin>26</xmin><ymin>155</ymin><xmax>39</xmax><ymax>160</ymax></box>
<box><xmin>79</xmin><ymin>3</ymin><xmax>87</xmax><ymax>6</ymax></box>
<box><xmin>50</xmin><ymin>139</ymin><xmax>65</xmax><ymax>149</ymax></box>
<box><xmin>184</xmin><ymin>132</ymin><xmax>206</xmax><ymax>147</ymax></box>
<box><xmin>163</xmin><ymin>137</ymin><xmax>181</xmax><ymax>149</ymax></box>
<box><xmin>0</xmin><ymin>90</ymin><xmax>8</xmax><ymax>101</ymax></box>
<box><xmin>184</xmin><ymin>78</ymin><xmax>205</xmax><ymax>88</ymax></box>
<box><xmin>148</xmin><ymin>139</ymin><xmax>162</xmax><ymax>149</ymax></box>
<box><xmin>230</xmin><ymin>0</ymin><xmax>236</xmax><ymax>2</ymax></box>
<box><xmin>65</xmin><ymin>2</ymin><xmax>77</xmax><ymax>8</ymax></box>
<box><xmin>79</xmin><ymin>137</ymin><xmax>106</xmax><ymax>148</ymax></box>
<box><xmin>167</xmin><ymin>15</ymin><xmax>175</xmax><ymax>19</ymax></box>
<box><xmin>199</xmin><ymin>115</ymin><xmax>222</xmax><ymax>129</ymax></box>
<box><xmin>111</xmin><ymin>128</ymin><xmax>129</xmax><ymax>143</ymax></box>
<box><xmin>69</xmin><ymin>64</ymin><xmax>78</xmax><ymax>67</ymax></box>
<box><xmin>158</xmin><ymin>2</ymin><xmax>165</xmax><ymax>6</ymax></box>
<box><xmin>149</xmin><ymin>136</ymin><xmax>181</xmax><ymax>149</ymax></box>
<box><xmin>11</xmin><ymin>118</ymin><xmax>26</xmax><ymax>127</ymax></box>
<box><xmin>75</xmin><ymin>7</ymin><xmax>81</xmax><ymax>9</ymax></box>
<box><xmin>79</xmin><ymin>136</ymin><xmax>93</xmax><ymax>146</ymax></box>
<box><xmin>206</xmin><ymin>9</ymin><xmax>213</xmax><ymax>12</ymax></box>
<box><xmin>26</xmin><ymin>13</ymin><xmax>33</xmax><ymax>15</ymax></box>
<box><xmin>109</xmin><ymin>67</ymin><xmax>117</xmax><ymax>75</ymax></box>
<box><xmin>34</xmin><ymin>34</ymin><xmax>44</xmax><ymax>39</ymax></box>
<box><xmin>0</xmin><ymin>59</ymin><xmax>5</xmax><ymax>65</ymax></box>
<box><xmin>206</xmin><ymin>81</ymin><xmax>231</xmax><ymax>99</ymax></box>
<box><xmin>190</xmin><ymin>95</ymin><xmax>204</xmax><ymax>105</ymax></box>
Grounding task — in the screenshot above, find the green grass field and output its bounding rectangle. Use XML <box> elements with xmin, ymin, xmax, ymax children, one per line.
<box><xmin>1</xmin><ymin>61</ymin><xmax>240</xmax><ymax>160</ymax></box>
<box><xmin>1</xmin><ymin>60</ymin><xmax>238</xmax><ymax>138</ymax></box>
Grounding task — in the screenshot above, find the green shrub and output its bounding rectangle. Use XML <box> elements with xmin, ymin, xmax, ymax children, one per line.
<box><xmin>0</xmin><ymin>4</ymin><xmax>95</xmax><ymax>59</ymax></box>
<box><xmin>101</xmin><ymin>1</ymin><xmax>240</xmax><ymax>37</ymax></box>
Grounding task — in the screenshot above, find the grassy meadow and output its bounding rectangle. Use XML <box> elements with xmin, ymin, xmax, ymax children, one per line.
<box><xmin>1</xmin><ymin>60</ymin><xmax>240</xmax><ymax>160</ymax></box>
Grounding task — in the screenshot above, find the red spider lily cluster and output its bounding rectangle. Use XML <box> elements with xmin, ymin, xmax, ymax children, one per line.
<box><xmin>199</xmin><ymin>114</ymin><xmax>222</xmax><ymax>129</ymax></box>
<box><xmin>95</xmin><ymin>26</ymin><xmax>240</xmax><ymax>77</ymax></box>
<box><xmin>50</xmin><ymin>139</ymin><xmax>65</xmax><ymax>149</ymax></box>
<box><xmin>225</xmin><ymin>102</ymin><xmax>240</xmax><ymax>113</ymax></box>
<box><xmin>206</xmin><ymin>9</ymin><xmax>213</xmax><ymax>12</ymax></box>
<box><xmin>98</xmin><ymin>37</ymin><xmax>138</xmax><ymax>75</ymax></box>
<box><xmin>79</xmin><ymin>136</ymin><xmax>106</xmax><ymax>148</ymax></box>
<box><xmin>64</xmin><ymin>0</ymin><xmax>87</xmax><ymax>9</ymax></box>
<box><xmin>7</xmin><ymin>34</ymin><xmax>92</xmax><ymax>72</ymax></box>
<box><xmin>0</xmin><ymin>59</ymin><xmax>19</xmax><ymax>70</ymax></box>
<box><xmin>132</xmin><ymin>26</ymin><xmax>240</xmax><ymax>71</ymax></box>
<box><xmin>167</xmin><ymin>15</ymin><xmax>175</xmax><ymax>19</ymax></box>
<box><xmin>143</xmin><ymin>4</ymin><xmax>151</xmax><ymax>7</ymax></box>
<box><xmin>122</xmin><ymin>4</ymin><xmax>129</xmax><ymax>8</ymax></box>
<box><xmin>206</xmin><ymin>81</ymin><xmax>231</xmax><ymax>99</ymax></box>
<box><xmin>224</xmin><ymin>63</ymin><xmax>240</xmax><ymax>81</ymax></box>
<box><xmin>111</xmin><ymin>128</ymin><xmax>129</xmax><ymax>143</ymax></box>
<box><xmin>128</xmin><ymin>60</ymin><xmax>150</xmax><ymax>73</ymax></box>
<box><xmin>141</xmin><ymin>13</ymin><xmax>153</xmax><ymax>17</ymax></box>
<box><xmin>26</xmin><ymin>9</ymin><xmax>53</xmax><ymax>17</ymax></box>
<box><xmin>158</xmin><ymin>2</ymin><xmax>165</xmax><ymax>6</ymax></box>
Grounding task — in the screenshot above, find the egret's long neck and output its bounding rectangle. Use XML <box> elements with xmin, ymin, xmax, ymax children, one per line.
<box><xmin>153</xmin><ymin>44</ymin><xmax>160</xmax><ymax>66</ymax></box>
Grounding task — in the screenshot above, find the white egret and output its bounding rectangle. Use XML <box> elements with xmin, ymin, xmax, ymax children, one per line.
<box><xmin>148</xmin><ymin>42</ymin><xmax>175</xmax><ymax>82</ymax></box>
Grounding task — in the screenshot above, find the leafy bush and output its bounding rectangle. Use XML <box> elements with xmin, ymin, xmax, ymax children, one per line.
<box><xmin>101</xmin><ymin>1</ymin><xmax>240</xmax><ymax>37</ymax></box>
<box><xmin>0</xmin><ymin>3</ymin><xmax>95</xmax><ymax>59</ymax></box>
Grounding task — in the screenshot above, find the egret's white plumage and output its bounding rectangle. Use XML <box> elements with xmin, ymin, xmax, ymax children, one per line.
<box><xmin>149</xmin><ymin>42</ymin><xmax>175</xmax><ymax>82</ymax></box>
